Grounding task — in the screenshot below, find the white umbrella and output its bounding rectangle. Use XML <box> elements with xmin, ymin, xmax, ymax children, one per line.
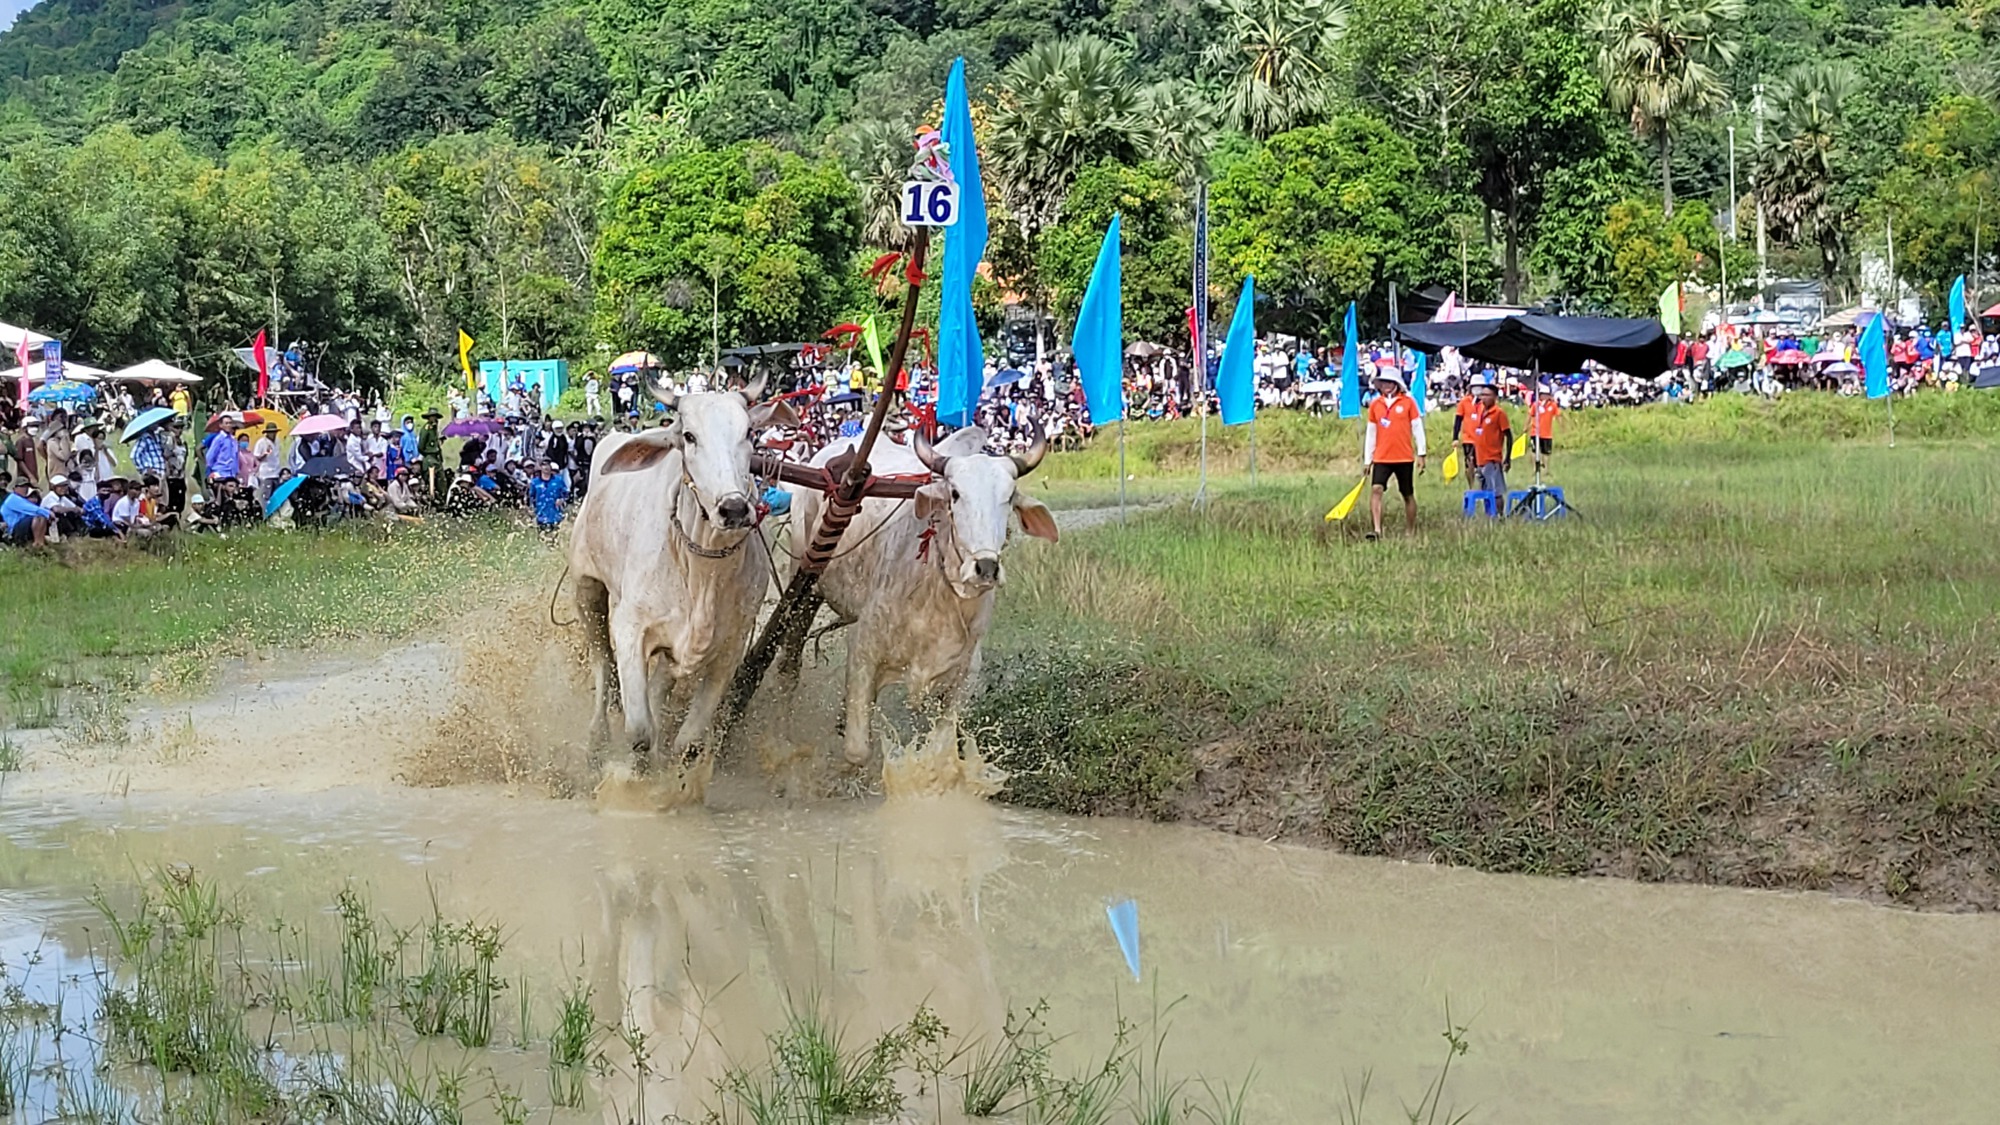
<box><xmin>112</xmin><ymin>359</ymin><xmax>204</xmax><ymax>385</ymax></box>
<box><xmin>0</xmin><ymin>360</ymin><xmax>108</xmax><ymax>384</ymax></box>
<box><xmin>0</xmin><ymin>322</ymin><xmax>53</xmax><ymax>351</ymax></box>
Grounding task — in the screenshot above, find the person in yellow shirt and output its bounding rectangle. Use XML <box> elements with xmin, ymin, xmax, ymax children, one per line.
<box><xmin>169</xmin><ymin>385</ymin><xmax>192</xmax><ymax>415</ymax></box>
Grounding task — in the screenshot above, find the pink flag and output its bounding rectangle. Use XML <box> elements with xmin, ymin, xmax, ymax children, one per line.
<box><xmin>14</xmin><ymin>335</ymin><xmax>28</xmax><ymax>407</ymax></box>
<box><xmin>1433</xmin><ymin>292</ymin><xmax>1459</xmax><ymax>323</ymax></box>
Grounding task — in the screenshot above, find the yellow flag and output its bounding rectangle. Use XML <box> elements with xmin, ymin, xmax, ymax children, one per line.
<box><xmin>1511</xmin><ymin>432</ymin><xmax>1528</xmax><ymax>459</ymax></box>
<box><xmin>1324</xmin><ymin>477</ymin><xmax>1367</xmax><ymax>521</ymax></box>
<box><xmin>458</xmin><ymin>329</ymin><xmax>475</xmax><ymax>392</ymax></box>
<box><xmin>1441</xmin><ymin>448</ymin><xmax>1459</xmax><ymax>482</ymax></box>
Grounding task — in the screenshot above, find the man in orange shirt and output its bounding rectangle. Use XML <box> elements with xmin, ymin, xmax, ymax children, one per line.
<box><xmin>1450</xmin><ymin>379</ymin><xmax>1479</xmax><ymax>493</ymax></box>
<box><xmin>1528</xmin><ymin>377</ymin><xmax>1559</xmax><ymax>472</ymax></box>
<box><xmin>1362</xmin><ymin>366</ymin><xmax>1426</xmax><ymax>540</ymax></box>
<box><xmin>1465</xmin><ymin>374</ymin><xmax>1512</xmax><ymax>497</ymax></box>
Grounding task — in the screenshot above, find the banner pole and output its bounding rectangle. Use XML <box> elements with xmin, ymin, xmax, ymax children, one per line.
<box><xmin>1118</xmin><ymin>415</ymin><xmax>1127</xmax><ymax>523</ymax></box>
<box><xmin>1248</xmin><ymin>417</ymin><xmax>1256</xmax><ymax>486</ymax></box>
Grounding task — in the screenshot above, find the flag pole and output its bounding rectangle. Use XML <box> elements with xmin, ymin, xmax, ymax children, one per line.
<box><xmin>1247</xmin><ymin>417</ymin><xmax>1256</xmax><ymax>486</ymax></box>
<box><xmin>1886</xmin><ymin>215</ymin><xmax>1898</xmax><ymax>448</ymax></box>
<box><xmin>1191</xmin><ymin>181</ymin><xmax>1211</xmax><ymax>511</ymax></box>
<box><xmin>1118</xmin><ymin>415</ymin><xmax>1128</xmax><ymax>523</ymax></box>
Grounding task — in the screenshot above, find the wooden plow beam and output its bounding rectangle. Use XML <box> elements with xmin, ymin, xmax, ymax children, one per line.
<box><xmin>715</xmin><ymin>228</ymin><xmax>933</xmax><ymax>741</ymax></box>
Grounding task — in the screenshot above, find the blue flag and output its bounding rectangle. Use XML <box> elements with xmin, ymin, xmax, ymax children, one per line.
<box><xmin>1950</xmin><ymin>274</ymin><xmax>1968</xmax><ymax>334</ymax></box>
<box><xmin>1105</xmin><ymin>898</ymin><xmax>1140</xmax><ymax>982</ymax></box>
<box><xmin>1337</xmin><ymin>303</ymin><xmax>1360</xmax><ymax>419</ymax></box>
<box><xmin>1075</xmin><ymin>215</ymin><xmax>1124</xmax><ymax>425</ymax></box>
<box><xmin>1217</xmin><ymin>276</ymin><xmax>1256</xmax><ymax>425</ymax></box>
<box><xmin>1860</xmin><ymin>312</ymin><xmax>1890</xmax><ymax>400</ymax></box>
<box><xmin>1409</xmin><ymin>348</ymin><xmax>1428</xmax><ymax>415</ymax></box>
<box><xmin>935</xmin><ymin>58</ymin><xmax>989</xmax><ymax>428</ymax></box>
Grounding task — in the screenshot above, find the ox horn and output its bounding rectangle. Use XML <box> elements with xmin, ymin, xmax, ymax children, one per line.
<box><xmin>1011</xmin><ymin>432</ymin><xmax>1048</xmax><ymax>477</ymax></box>
<box><xmin>912</xmin><ymin>426</ymin><xmax>951</xmax><ymax>475</ymax></box>
<box><xmin>738</xmin><ymin>373</ymin><xmax>768</xmax><ymax>403</ymax></box>
<box><xmin>644</xmin><ymin>372</ymin><xmax>679</xmax><ymax>410</ymax></box>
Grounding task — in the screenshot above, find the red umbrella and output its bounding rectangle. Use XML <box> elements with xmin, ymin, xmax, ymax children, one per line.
<box><xmin>1983</xmin><ymin>302</ymin><xmax>2000</xmax><ymax>318</ymax></box>
<box><xmin>1771</xmin><ymin>348</ymin><xmax>1809</xmax><ymax>365</ymax></box>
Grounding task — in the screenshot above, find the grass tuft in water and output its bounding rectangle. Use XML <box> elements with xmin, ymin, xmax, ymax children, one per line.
<box><xmin>390</xmin><ymin>888</ymin><xmax>508</xmax><ymax>1048</ymax></box>
<box><xmin>961</xmin><ymin>1000</ymin><xmax>1054</xmax><ymax>1118</ymax></box>
<box><xmin>546</xmin><ymin>975</ymin><xmax>598</xmax><ymax>1109</ymax></box>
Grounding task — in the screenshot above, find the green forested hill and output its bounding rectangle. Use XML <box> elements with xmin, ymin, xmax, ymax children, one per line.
<box><xmin>0</xmin><ymin>0</ymin><xmax>1992</xmax><ymax>392</ymax></box>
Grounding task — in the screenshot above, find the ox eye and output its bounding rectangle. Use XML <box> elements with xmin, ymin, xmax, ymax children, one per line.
<box><xmin>951</xmin><ymin>488</ymin><xmax>959</xmax><ymax>501</ymax></box>
<box><xmin>683</xmin><ymin>433</ymin><xmax>698</xmax><ymax>446</ymax></box>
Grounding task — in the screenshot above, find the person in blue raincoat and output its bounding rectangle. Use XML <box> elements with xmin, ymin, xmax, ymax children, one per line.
<box><xmin>527</xmin><ymin>459</ymin><xmax>568</xmax><ymax>533</ymax></box>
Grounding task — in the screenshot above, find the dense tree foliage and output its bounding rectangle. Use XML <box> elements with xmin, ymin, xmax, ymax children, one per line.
<box><xmin>0</xmin><ymin>0</ymin><xmax>1996</xmax><ymax>387</ymax></box>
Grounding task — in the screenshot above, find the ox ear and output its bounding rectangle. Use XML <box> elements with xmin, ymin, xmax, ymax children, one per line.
<box><xmin>748</xmin><ymin>397</ymin><xmax>800</xmax><ymax>430</ymax></box>
<box><xmin>600</xmin><ymin>428</ymin><xmax>678</xmax><ymax>475</ymax></box>
<box><xmin>914</xmin><ymin>481</ymin><xmax>950</xmax><ymax>522</ymax></box>
<box><xmin>1013</xmin><ymin>493</ymin><xmax>1058</xmax><ymax>542</ymax></box>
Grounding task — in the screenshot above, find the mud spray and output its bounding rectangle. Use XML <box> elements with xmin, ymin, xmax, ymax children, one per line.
<box><xmin>408</xmin><ymin>563</ymin><xmax>1007</xmax><ymax>810</ymax></box>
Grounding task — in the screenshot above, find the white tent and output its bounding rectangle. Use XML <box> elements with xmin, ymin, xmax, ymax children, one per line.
<box><xmin>0</xmin><ymin>322</ymin><xmax>54</xmax><ymax>352</ymax></box>
<box><xmin>0</xmin><ymin>360</ymin><xmax>108</xmax><ymax>383</ymax></box>
<box><xmin>112</xmin><ymin>359</ymin><xmax>204</xmax><ymax>385</ymax></box>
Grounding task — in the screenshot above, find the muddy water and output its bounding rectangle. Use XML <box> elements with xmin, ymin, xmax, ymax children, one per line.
<box><xmin>3</xmin><ymin>781</ymin><xmax>1996</xmax><ymax>1123</ymax></box>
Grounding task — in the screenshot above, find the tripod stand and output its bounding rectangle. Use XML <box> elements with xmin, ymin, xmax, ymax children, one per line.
<box><xmin>1506</xmin><ymin>360</ymin><xmax>1580</xmax><ymax>521</ymax></box>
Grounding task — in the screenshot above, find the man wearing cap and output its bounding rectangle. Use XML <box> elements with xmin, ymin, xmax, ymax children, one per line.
<box><xmin>40</xmin><ymin>412</ymin><xmax>72</xmax><ymax>490</ymax></box>
<box><xmin>3</xmin><ymin>477</ymin><xmax>53</xmax><ymax>547</ymax></box>
<box><xmin>385</xmin><ymin>465</ymin><xmax>421</xmax><ymax>516</ymax></box>
<box><xmin>1465</xmin><ymin>375</ymin><xmax>1513</xmax><ymax>500</ymax></box>
<box><xmin>1528</xmin><ymin>379</ymin><xmax>1560</xmax><ymax>472</ymax></box>
<box><xmin>252</xmin><ymin>422</ymin><xmax>282</xmax><ymax>508</ymax></box>
<box><xmin>1362</xmin><ymin>366</ymin><xmax>1426</xmax><ymax>540</ymax></box>
<box><xmin>43</xmin><ymin>476</ymin><xmax>82</xmax><ymax>537</ymax></box>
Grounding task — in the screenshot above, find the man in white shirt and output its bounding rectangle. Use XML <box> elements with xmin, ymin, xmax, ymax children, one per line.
<box><xmin>345</xmin><ymin>427</ymin><xmax>368</xmax><ymax>477</ymax></box>
<box><xmin>364</xmin><ymin>421</ymin><xmax>390</xmax><ymax>484</ymax></box>
<box><xmin>253</xmin><ymin>423</ymin><xmax>281</xmax><ymax>507</ymax></box>
<box><xmin>585</xmin><ymin>375</ymin><xmax>601</xmax><ymax>417</ymax></box>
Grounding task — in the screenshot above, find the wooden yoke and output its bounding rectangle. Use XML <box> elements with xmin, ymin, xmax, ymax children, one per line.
<box><xmin>715</xmin><ymin>228</ymin><xmax>933</xmax><ymax>741</ymax></box>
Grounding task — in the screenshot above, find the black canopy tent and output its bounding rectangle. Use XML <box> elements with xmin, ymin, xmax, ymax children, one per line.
<box><xmin>1393</xmin><ymin>314</ymin><xmax>1675</xmax><ymax>380</ymax></box>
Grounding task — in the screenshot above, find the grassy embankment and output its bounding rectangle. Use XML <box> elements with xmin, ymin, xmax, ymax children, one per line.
<box><xmin>0</xmin><ymin>518</ymin><xmax>549</xmax><ymax>727</ymax></box>
<box><xmin>979</xmin><ymin>393</ymin><xmax>2000</xmax><ymax>909</ymax></box>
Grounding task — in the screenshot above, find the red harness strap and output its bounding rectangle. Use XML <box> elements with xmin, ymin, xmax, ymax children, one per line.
<box><xmin>916</xmin><ymin>523</ymin><xmax>937</xmax><ymax>561</ymax></box>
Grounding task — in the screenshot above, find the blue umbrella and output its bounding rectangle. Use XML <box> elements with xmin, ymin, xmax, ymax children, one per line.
<box><xmin>122</xmin><ymin>406</ymin><xmax>179</xmax><ymax>444</ymax></box>
<box><xmin>986</xmin><ymin>367</ymin><xmax>1028</xmax><ymax>388</ymax></box>
<box><xmin>265</xmin><ymin>475</ymin><xmax>307</xmax><ymax>518</ymax></box>
<box><xmin>28</xmin><ymin>380</ymin><xmax>97</xmax><ymax>406</ymax></box>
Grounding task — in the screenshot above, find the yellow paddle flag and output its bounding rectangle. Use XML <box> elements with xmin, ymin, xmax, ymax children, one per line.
<box><xmin>1324</xmin><ymin>476</ymin><xmax>1367</xmax><ymax>521</ymax></box>
<box><xmin>1441</xmin><ymin>448</ymin><xmax>1460</xmax><ymax>482</ymax></box>
<box><xmin>458</xmin><ymin>329</ymin><xmax>475</xmax><ymax>392</ymax></box>
<box><xmin>1511</xmin><ymin>432</ymin><xmax>1529</xmax><ymax>459</ymax></box>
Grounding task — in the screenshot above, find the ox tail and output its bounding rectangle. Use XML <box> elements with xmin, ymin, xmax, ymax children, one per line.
<box><xmin>549</xmin><ymin>561</ymin><xmax>575</xmax><ymax>627</ymax></box>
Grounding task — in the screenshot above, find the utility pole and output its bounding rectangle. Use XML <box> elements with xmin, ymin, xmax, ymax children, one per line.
<box><xmin>1753</xmin><ymin>83</ymin><xmax>1769</xmax><ymax>289</ymax></box>
<box><xmin>1727</xmin><ymin>124</ymin><xmax>1738</xmax><ymax>241</ymax></box>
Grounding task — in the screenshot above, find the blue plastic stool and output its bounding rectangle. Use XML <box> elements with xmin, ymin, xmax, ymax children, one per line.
<box><xmin>1462</xmin><ymin>490</ymin><xmax>1500</xmax><ymax>518</ymax></box>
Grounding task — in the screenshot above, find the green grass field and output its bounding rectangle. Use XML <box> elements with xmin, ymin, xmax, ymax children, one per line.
<box><xmin>0</xmin><ymin>518</ymin><xmax>549</xmax><ymax>723</ymax></box>
<box><xmin>977</xmin><ymin>406</ymin><xmax>2000</xmax><ymax>907</ymax></box>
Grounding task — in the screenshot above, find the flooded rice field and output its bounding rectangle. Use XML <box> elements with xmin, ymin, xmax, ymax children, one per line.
<box><xmin>1</xmin><ymin>638</ymin><xmax>1997</xmax><ymax>1122</ymax></box>
<box><xmin>3</xmin><ymin>774</ymin><xmax>1998</xmax><ymax>1122</ymax></box>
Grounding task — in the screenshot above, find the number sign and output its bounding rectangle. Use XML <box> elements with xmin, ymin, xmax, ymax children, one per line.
<box><xmin>900</xmin><ymin>181</ymin><xmax>960</xmax><ymax>228</ymax></box>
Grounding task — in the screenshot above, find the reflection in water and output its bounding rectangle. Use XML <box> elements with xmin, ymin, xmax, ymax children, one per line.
<box><xmin>2</xmin><ymin>782</ymin><xmax>1998</xmax><ymax>1123</ymax></box>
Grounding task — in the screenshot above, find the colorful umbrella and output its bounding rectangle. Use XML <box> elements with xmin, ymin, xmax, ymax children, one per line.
<box><xmin>27</xmin><ymin>380</ymin><xmax>97</xmax><ymax>405</ymax></box>
<box><xmin>443</xmin><ymin>418</ymin><xmax>505</xmax><ymax>438</ymax></box>
<box><xmin>1770</xmin><ymin>348</ymin><xmax>1809</xmax><ymax>365</ymax></box>
<box><xmin>1718</xmin><ymin>351</ymin><xmax>1754</xmax><ymax>370</ymax></box>
<box><xmin>289</xmin><ymin>414</ymin><xmax>350</xmax><ymax>438</ymax></box>
<box><xmin>265</xmin><ymin>475</ymin><xmax>307</xmax><ymax>518</ymax></box>
<box><xmin>609</xmin><ymin>350</ymin><xmax>661</xmax><ymax>374</ymax></box>
<box><xmin>121</xmin><ymin>406</ymin><xmax>179</xmax><ymax>443</ymax></box>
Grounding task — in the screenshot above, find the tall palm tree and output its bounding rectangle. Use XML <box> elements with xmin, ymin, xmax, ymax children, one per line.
<box><xmin>1589</xmin><ymin>0</ymin><xmax>1744</xmax><ymax>214</ymax></box>
<box><xmin>1205</xmin><ymin>0</ymin><xmax>1348</xmax><ymax>139</ymax></box>
<box><xmin>1138</xmin><ymin>79</ymin><xmax>1222</xmax><ymax>184</ymax></box>
<box><xmin>987</xmin><ymin>36</ymin><xmax>1149</xmax><ymax>240</ymax></box>
<box><xmin>1758</xmin><ymin>61</ymin><xmax>1859</xmax><ymax>285</ymax></box>
<box><xmin>836</xmin><ymin>118</ymin><xmax>915</xmax><ymax>250</ymax></box>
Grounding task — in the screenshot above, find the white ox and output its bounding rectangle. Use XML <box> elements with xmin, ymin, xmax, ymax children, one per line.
<box><xmin>784</xmin><ymin>425</ymin><xmax>1057</xmax><ymax>767</ymax></box>
<box><xmin>570</xmin><ymin>382</ymin><xmax>795</xmax><ymax>767</ymax></box>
